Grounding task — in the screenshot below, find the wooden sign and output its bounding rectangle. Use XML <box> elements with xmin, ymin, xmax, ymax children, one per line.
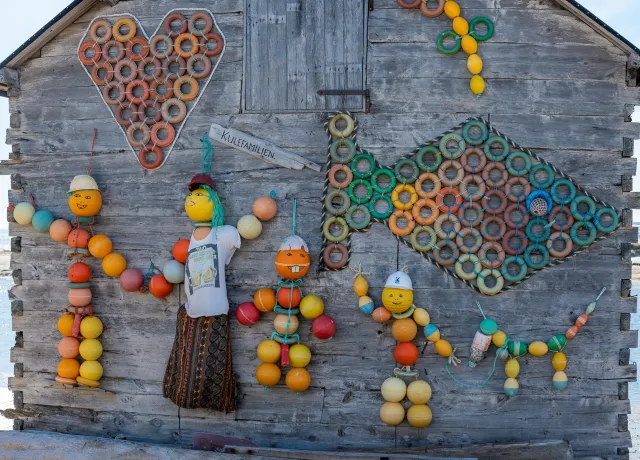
<box><xmin>208</xmin><ymin>124</ymin><xmax>322</xmax><ymax>172</ymax></box>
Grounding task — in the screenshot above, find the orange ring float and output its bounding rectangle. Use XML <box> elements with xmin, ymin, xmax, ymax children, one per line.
<box><xmin>149</xmin><ymin>79</ymin><xmax>174</xmax><ymax>103</ymax></box>
<box><xmin>460</xmin><ymin>147</ymin><xmax>486</xmax><ymax>173</ymax></box>
<box><xmin>163</xmin><ymin>12</ymin><xmax>188</xmax><ymax>37</ymax></box>
<box><xmin>415</xmin><ymin>172</ymin><xmax>441</xmax><ymax>199</ymax></box>
<box><xmin>141</xmin><ymin>102</ymin><xmax>162</xmax><ymax>125</ymax></box>
<box><xmin>90</xmin><ymin>61</ymin><xmax>113</xmax><ymax>86</ymax></box>
<box><xmin>173</xmin><ymin>78</ymin><xmax>199</xmax><ymax>102</ymax></box>
<box><xmin>102</xmin><ymin>81</ymin><xmax>126</xmax><ymax>105</ymax></box>
<box><xmin>478</xmin><ymin>241</ymin><xmax>506</xmax><ymax>269</ymax></box>
<box><xmin>389</xmin><ymin>210</ymin><xmax>415</xmax><ymax>236</ymax></box>
<box><xmin>101</xmin><ymin>40</ymin><xmax>125</xmax><ymax>64</ymax></box>
<box><xmin>161</xmin><ymin>98</ymin><xmax>187</xmax><ymax>123</ymax></box>
<box><xmin>420</xmin><ymin>0</ymin><xmax>445</xmax><ymax>17</ymax></box>
<box><xmin>397</xmin><ymin>0</ymin><xmax>421</xmax><ymax>7</ymax></box>
<box><xmin>436</xmin><ymin>187</ymin><xmax>462</xmax><ymax>213</ymax></box>
<box><xmin>412</xmin><ymin>198</ymin><xmax>438</xmax><ymax>225</ymax></box>
<box><xmin>166</xmin><ymin>55</ymin><xmax>187</xmax><ymax>80</ymax></box>
<box><xmin>189</xmin><ymin>12</ymin><xmax>214</xmax><ymax>35</ymax></box>
<box><xmin>174</xmin><ymin>33</ymin><xmax>200</xmax><ymax>58</ymax></box>
<box><xmin>151</xmin><ymin>123</ymin><xmax>176</xmax><ymax>148</ymax></box>
<box><xmin>482</xmin><ymin>162</ymin><xmax>508</xmax><ymax>187</ymax></box>
<box><xmin>457</xmin><ymin>201</ymin><xmax>484</xmax><ymax>227</ymax></box>
<box><xmin>114</xmin><ymin>104</ymin><xmax>138</xmax><ymax>126</ymax></box>
<box><xmin>138</xmin><ymin>145</ymin><xmax>164</xmax><ymax>169</ymax></box>
<box><xmin>112</xmin><ymin>18</ymin><xmax>137</xmax><ymax>42</ymax></box>
<box><xmin>481</xmin><ymin>216</ymin><xmax>507</xmax><ymax>242</ymax></box>
<box><xmin>549</xmin><ymin>205</ymin><xmax>574</xmax><ymax>232</ymax></box>
<box><xmin>126</xmin><ymin>122</ymin><xmax>151</xmax><ymax>147</ymax></box>
<box><xmin>89</xmin><ymin>19</ymin><xmax>112</xmax><ymax>44</ymax></box>
<box><xmin>434</xmin><ymin>215</ymin><xmax>461</xmax><ymax>239</ymax></box>
<box><xmin>125</xmin><ymin>36</ymin><xmax>150</xmax><ymax>61</ymax></box>
<box><xmin>438</xmin><ymin>160</ymin><xmax>464</xmax><ymax>186</ymax></box>
<box><xmin>149</xmin><ymin>35</ymin><xmax>174</xmax><ymax>58</ymax></box>
<box><xmin>460</xmin><ymin>174</ymin><xmax>486</xmax><ymax>199</ymax></box>
<box><xmin>505</xmin><ymin>177</ymin><xmax>531</xmax><ymax>203</ymax></box>
<box><xmin>187</xmin><ymin>55</ymin><xmax>213</xmax><ymax>79</ymax></box>
<box><xmin>503</xmin><ymin>229</ymin><xmax>529</xmax><ymax>256</ymax></box>
<box><xmin>201</xmin><ymin>33</ymin><xmax>224</xmax><ymax>57</ymax></box>
<box><xmin>78</xmin><ymin>42</ymin><xmax>101</xmax><ymax>65</ymax></box>
<box><xmin>547</xmin><ymin>232</ymin><xmax>573</xmax><ymax>258</ymax></box>
<box><xmin>392</xmin><ymin>184</ymin><xmax>418</xmax><ymax>210</ymax></box>
<box><xmin>114</xmin><ymin>60</ymin><xmax>138</xmax><ymax>83</ymax></box>
<box><xmin>482</xmin><ymin>190</ymin><xmax>507</xmax><ymax>215</ymax></box>
<box><xmin>323</xmin><ymin>244</ymin><xmax>349</xmax><ymax>269</ymax></box>
<box><xmin>504</xmin><ymin>202</ymin><xmax>530</xmax><ymax>229</ymax></box>
<box><xmin>126</xmin><ymin>79</ymin><xmax>150</xmax><ymax>104</ymax></box>
<box><xmin>433</xmin><ymin>240</ymin><xmax>459</xmax><ymax>266</ymax></box>
<box><xmin>137</xmin><ymin>57</ymin><xmax>162</xmax><ymax>82</ymax></box>
<box><xmin>456</xmin><ymin>227</ymin><xmax>482</xmax><ymax>254</ymax></box>
<box><xmin>328</xmin><ymin>165</ymin><xmax>353</xmax><ymax>189</ymax></box>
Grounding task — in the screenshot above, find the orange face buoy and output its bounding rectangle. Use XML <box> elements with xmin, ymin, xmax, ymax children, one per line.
<box><xmin>49</xmin><ymin>219</ymin><xmax>72</xmax><ymax>242</ymax></box>
<box><xmin>88</xmin><ymin>234</ymin><xmax>113</xmax><ymax>259</ymax></box>
<box><xmin>68</xmin><ymin>288</ymin><xmax>92</xmax><ymax>307</ymax></box>
<box><xmin>253</xmin><ymin>196</ymin><xmax>278</xmax><ymax>221</ymax></box>
<box><xmin>372</xmin><ymin>307</ymin><xmax>392</xmax><ymax>323</ymax></box>
<box><xmin>68</xmin><ymin>228</ymin><xmax>90</xmax><ymax>249</ymax></box>
<box><xmin>392</xmin><ymin>318</ymin><xmax>418</xmax><ymax>342</ymax></box>
<box><xmin>172</xmin><ymin>239</ymin><xmax>190</xmax><ymax>264</ymax></box>
<box><xmin>256</xmin><ymin>362</ymin><xmax>282</xmax><ymax>387</ymax></box>
<box><xmin>285</xmin><ymin>367</ymin><xmax>311</xmax><ymax>392</ymax></box>
<box><xmin>149</xmin><ymin>274</ymin><xmax>173</xmax><ymax>298</ymax></box>
<box><xmin>394</xmin><ymin>342</ymin><xmax>419</xmax><ymax>366</ymax></box>
<box><xmin>57</xmin><ymin>337</ymin><xmax>80</xmax><ymax>359</ymax></box>
<box><xmin>277</xmin><ymin>286</ymin><xmax>302</xmax><ymax>309</ymax></box>
<box><xmin>254</xmin><ymin>287</ymin><xmax>276</xmax><ymax>312</ymax></box>
<box><xmin>57</xmin><ymin>358</ymin><xmax>80</xmax><ymax>379</ymax></box>
<box><xmin>68</xmin><ymin>262</ymin><xmax>92</xmax><ymax>283</ymax></box>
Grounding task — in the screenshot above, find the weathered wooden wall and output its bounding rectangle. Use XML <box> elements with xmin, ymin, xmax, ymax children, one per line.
<box><xmin>2</xmin><ymin>0</ymin><xmax>640</xmax><ymax>457</ymax></box>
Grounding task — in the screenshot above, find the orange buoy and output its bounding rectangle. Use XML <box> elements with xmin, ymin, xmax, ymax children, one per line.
<box><xmin>277</xmin><ymin>286</ymin><xmax>302</xmax><ymax>309</ymax></box>
<box><xmin>57</xmin><ymin>337</ymin><xmax>80</xmax><ymax>359</ymax></box>
<box><xmin>68</xmin><ymin>262</ymin><xmax>92</xmax><ymax>283</ymax></box>
<box><xmin>372</xmin><ymin>307</ymin><xmax>392</xmax><ymax>323</ymax></box>
<box><xmin>68</xmin><ymin>288</ymin><xmax>92</xmax><ymax>307</ymax></box>
<box><xmin>88</xmin><ymin>234</ymin><xmax>113</xmax><ymax>259</ymax></box>
<box><xmin>253</xmin><ymin>196</ymin><xmax>278</xmax><ymax>221</ymax></box>
<box><xmin>256</xmin><ymin>362</ymin><xmax>282</xmax><ymax>387</ymax></box>
<box><xmin>149</xmin><ymin>274</ymin><xmax>173</xmax><ymax>298</ymax></box>
<box><xmin>274</xmin><ymin>314</ymin><xmax>299</xmax><ymax>335</ymax></box>
<box><xmin>57</xmin><ymin>358</ymin><xmax>80</xmax><ymax>379</ymax></box>
<box><xmin>394</xmin><ymin>342</ymin><xmax>419</xmax><ymax>366</ymax></box>
<box><xmin>49</xmin><ymin>219</ymin><xmax>72</xmax><ymax>242</ymax></box>
<box><xmin>434</xmin><ymin>339</ymin><xmax>453</xmax><ymax>357</ymax></box>
<box><xmin>172</xmin><ymin>239</ymin><xmax>190</xmax><ymax>264</ymax></box>
<box><xmin>68</xmin><ymin>228</ymin><xmax>90</xmax><ymax>249</ymax></box>
<box><xmin>254</xmin><ymin>287</ymin><xmax>277</xmax><ymax>312</ymax></box>
<box><xmin>57</xmin><ymin>313</ymin><xmax>75</xmax><ymax>337</ymax></box>
<box><xmin>285</xmin><ymin>367</ymin><xmax>311</xmax><ymax>392</ymax></box>
<box><xmin>102</xmin><ymin>252</ymin><xmax>127</xmax><ymax>277</ymax></box>
<box><xmin>392</xmin><ymin>318</ymin><xmax>418</xmax><ymax>342</ymax></box>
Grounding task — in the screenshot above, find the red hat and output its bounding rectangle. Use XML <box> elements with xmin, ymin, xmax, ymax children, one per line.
<box><xmin>188</xmin><ymin>173</ymin><xmax>215</xmax><ymax>191</ymax></box>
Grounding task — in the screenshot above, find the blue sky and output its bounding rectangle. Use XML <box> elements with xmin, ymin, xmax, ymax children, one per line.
<box><xmin>0</xmin><ymin>1</ymin><xmax>638</xmax><ymax>228</ymax></box>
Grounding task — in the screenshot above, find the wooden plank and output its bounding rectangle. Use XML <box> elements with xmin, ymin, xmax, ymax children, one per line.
<box><xmin>304</xmin><ymin>0</ymin><xmax>325</xmax><ymax>110</ymax></box>
<box><xmin>286</xmin><ymin>0</ymin><xmax>306</xmax><ymax>110</ymax></box>
<box><xmin>266</xmin><ymin>0</ymin><xmax>287</xmax><ymax>111</ymax></box>
<box><xmin>323</xmin><ymin>0</ymin><xmax>345</xmax><ymax>111</ymax></box>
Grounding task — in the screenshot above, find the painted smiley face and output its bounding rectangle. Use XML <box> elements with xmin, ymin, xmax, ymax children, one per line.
<box><xmin>184</xmin><ymin>188</ymin><xmax>214</xmax><ymax>222</ymax></box>
<box><xmin>68</xmin><ymin>190</ymin><xmax>103</xmax><ymax>217</ymax></box>
<box><xmin>274</xmin><ymin>249</ymin><xmax>310</xmax><ymax>280</ymax></box>
<box><xmin>381</xmin><ymin>287</ymin><xmax>414</xmax><ymax>314</ymax></box>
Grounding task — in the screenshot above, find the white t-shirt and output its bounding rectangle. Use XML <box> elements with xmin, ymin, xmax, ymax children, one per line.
<box><xmin>184</xmin><ymin>225</ymin><xmax>241</xmax><ymax>318</ymax></box>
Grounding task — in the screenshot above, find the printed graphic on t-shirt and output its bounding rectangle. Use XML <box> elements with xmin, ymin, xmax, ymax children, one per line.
<box><xmin>186</xmin><ymin>243</ymin><xmax>220</xmax><ymax>295</ymax></box>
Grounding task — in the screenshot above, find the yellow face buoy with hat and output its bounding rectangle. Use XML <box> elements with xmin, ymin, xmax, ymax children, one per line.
<box><xmin>381</xmin><ymin>271</ymin><xmax>414</xmax><ymax>314</ymax></box>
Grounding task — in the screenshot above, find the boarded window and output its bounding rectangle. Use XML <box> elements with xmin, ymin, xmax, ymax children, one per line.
<box><xmin>244</xmin><ymin>0</ymin><xmax>367</xmax><ymax>112</ymax></box>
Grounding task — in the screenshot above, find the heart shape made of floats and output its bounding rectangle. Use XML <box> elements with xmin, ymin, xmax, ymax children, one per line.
<box><xmin>77</xmin><ymin>9</ymin><xmax>225</xmax><ymax>170</ymax></box>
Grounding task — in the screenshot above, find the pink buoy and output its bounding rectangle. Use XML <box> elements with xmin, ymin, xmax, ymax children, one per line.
<box><xmin>120</xmin><ymin>268</ymin><xmax>144</xmax><ymax>292</ymax></box>
<box><xmin>312</xmin><ymin>315</ymin><xmax>336</xmax><ymax>340</ymax></box>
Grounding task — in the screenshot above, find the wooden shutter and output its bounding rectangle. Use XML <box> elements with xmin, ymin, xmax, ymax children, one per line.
<box><xmin>244</xmin><ymin>0</ymin><xmax>367</xmax><ymax>112</ymax></box>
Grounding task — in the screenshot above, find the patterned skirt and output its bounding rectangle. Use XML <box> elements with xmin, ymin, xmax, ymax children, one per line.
<box><xmin>163</xmin><ymin>306</ymin><xmax>236</xmax><ymax>412</ymax></box>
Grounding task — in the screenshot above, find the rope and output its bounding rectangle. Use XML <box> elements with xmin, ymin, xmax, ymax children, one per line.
<box><xmin>292</xmin><ymin>199</ymin><xmax>297</xmax><ymax>236</ymax></box>
<box><xmin>201</xmin><ymin>135</ymin><xmax>212</xmax><ymax>174</ymax></box>
<box><xmin>445</xmin><ymin>345</ymin><xmax>502</xmax><ymax>390</ymax></box>
<box><xmin>88</xmin><ymin>128</ymin><xmax>97</xmax><ymax>176</ymax></box>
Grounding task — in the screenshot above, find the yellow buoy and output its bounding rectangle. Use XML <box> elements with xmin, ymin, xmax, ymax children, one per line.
<box><xmin>528</xmin><ymin>341</ymin><xmax>549</xmax><ymax>357</ymax></box>
<box><xmin>381</xmin><ymin>377</ymin><xmax>407</xmax><ymax>403</ymax></box>
<box><xmin>257</xmin><ymin>339</ymin><xmax>281</xmax><ymax>364</ymax></box>
<box><xmin>492</xmin><ymin>330</ymin><xmax>507</xmax><ymax>348</ymax></box>
<box><xmin>79</xmin><ymin>338</ymin><xmax>103</xmax><ymax>361</ymax></box>
<box><xmin>380</xmin><ymin>402</ymin><xmax>405</xmax><ymax>426</ymax></box>
<box><xmin>461</xmin><ymin>35</ymin><xmax>478</xmax><ymax>54</ymax></box>
<box><xmin>289</xmin><ymin>344</ymin><xmax>312</xmax><ymax>368</ymax></box>
<box><xmin>407</xmin><ymin>380</ymin><xmax>432</xmax><ymax>405</ymax></box>
<box><xmin>505</xmin><ymin>359</ymin><xmax>520</xmax><ymax>378</ymax></box>
<box><xmin>467</xmin><ymin>54</ymin><xmax>483</xmax><ymax>75</ymax></box>
<box><xmin>434</xmin><ymin>339</ymin><xmax>453</xmax><ymax>358</ymax></box>
<box><xmin>299</xmin><ymin>295</ymin><xmax>324</xmax><ymax>320</ymax></box>
<box><xmin>413</xmin><ymin>308</ymin><xmax>430</xmax><ymax>327</ymax></box>
<box><xmin>444</xmin><ymin>0</ymin><xmax>460</xmax><ymax>19</ymax></box>
<box><xmin>407</xmin><ymin>404</ymin><xmax>432</xmax><ymax>428</ymax></box>
<box><xmin>552</xmin><ymin>352</ymin><xmax>567</xmax><ymax>371</ymax></box>
<box><xmin>453</xmin><ymin>17</ymin><xmax>469</xmax><ymax>36</ymax></box>
<box><xmin>80</xmin><ymin>316</ymin><xmax>103</xmax><ymax>339</ymax></box>
<box><xmin>470</xmin><ymin>75</ymin><xmax>485</xmax><ymax>95</ymax></box>
<box><xmin>79</xmin><ymin>360</ymin><xmax>103</xmax><ymax>381</ymax></box>
<box><xmin>353</xmin><ymin>276</ymin><xmax>368</xmax><ymax>296</ymax></box>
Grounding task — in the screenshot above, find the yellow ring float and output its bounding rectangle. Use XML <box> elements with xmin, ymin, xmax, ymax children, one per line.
<box><xmin>392</xmin><ymin>184</ymin><xmax>418</xmax><ymax>210</ymax></box>
<box><xmin>328</xmin><ymin>113</ymin><xmax>355</xmax><ymax>138</ymax></box>
<box><xmin>112</xmin><ymin>18</ymin><xmax>137</xmax><ymax>43</ymax></box>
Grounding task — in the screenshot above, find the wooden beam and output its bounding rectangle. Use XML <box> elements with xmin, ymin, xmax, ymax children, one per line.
<box><xmin>0</xmin><ymin>68</ymin><xmax>19</xmax><ymax>94</ymax></box>
<box><xmin>102</xmin><ymin>0</ymin><xmax>120</xmax><ymax>5</ymax></box>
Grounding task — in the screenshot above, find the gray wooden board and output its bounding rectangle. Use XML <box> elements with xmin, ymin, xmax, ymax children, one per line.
<box><xmin>3</xmin><ymin>0</ymin><xmax>638</xmax><ymax>456</ymax></box>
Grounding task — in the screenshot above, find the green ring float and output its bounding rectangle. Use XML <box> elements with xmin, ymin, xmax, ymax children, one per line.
<box><xmin>415</xmin><ymin>146</ymin><xmax>442</xmax><ymax>172</ymax></box>
<box><xmin>324</xmin><ymin>189</ymin><xmax>350</xmax><ymax>215</ymax></box>
<box><xmin>529</xmin><ymin>164</ymin><xmax>555</xmax><ymax>189</ymax></box>
<box><xmin>323</xmin><ymin>216</ymin><xmax>349</xmax><ymax>243</ymax></box>
<box><xmin>570</xmin><ymin>195</ymin><xmax>596</xmax><ymax>221</ymax></box>
<box><xmin>570</xmin><ymin>221</ymin><xmax>597</xmax><ymax>246</ymax></box>
<box><xmin>484</xmin><ymin>136</ymin><xmax>510</xmax><ymax>161</ymax></box>
<box><xmin>345</xmin><ymin>204</ymin><xmax>372</xmax><ymax>230</ymax></box>
<box><xmin>410</xmin><ymin>226</ymin><xmax>437</xmax><ymax>252</ymax></box>
<box><xmin>350</xmin><ymin>152</ymin><xmax>376</xmax><ymax>179</ymax></box>
<box><xmin>68</xmin><ymin>282</ymin><xmax>91</xmax><ymax>289</ymax></box>
<box><xmin>524</xmin><ymin>244</ymin><xmax>550</xmax><ymax>270</ymax></box>
<box><xmin>477</xmin><ymin>269</ymin><xmax>504</xmax><ymax>296</ymax></box>
<box><xmin>595</xmin><ymin>208</ymin><xmax>619</xmax><ymax>233</ymax></box>
<box><xmin>455</xmin><ymin>254</ymin><xmax>481</xmax><ymax>281</ymax></box>
<box><xmin>392</xmin><ymin>305</ymin><xmax>416</xmax><ymax>320</ymax></box>
<box><xmin>436</xmin><ymin>30</ymin><xmax>461</xmax><ymax>55</ymax></box>
<box><xmin>525</xmin><ymin>217</ymin><xmax>551</xmax><ymax>242</ymax></box>
<box><xmin>394</xmin><ymin>158</ymin><xmax>419</xmax><ymax>184</ymax></box>
<box><xmin>506</xmin><ymin>151</ymin><xmax>532</xmax><ymax>177</ymax></box>
<box><xmin>371</xmin><ymin>168</ymin><xmax>397</xmax><ymax>194</ymax></box>
<box><xmin>439</xmin><ymin>133</ymin><xmax>466</xmax><ymax>159</ymax></box>
<box><xmin>347</xmin><ymin>179</ymin><xmax>373</xmax><ymax>204</ymax></box>
<box><xmin>469</xmin><ymin>16</ymin><xmax>495</xmax><ymax>42</ymax></box>
<box><xmin>462</xmin><ymin>120</ymin><xmax>489</xmax><ymax>146</ymax></box>
<box><xmin>551</xmin><ymin>178</ymin><xmax>577</xmax><ymax>205</ymax></box>
<box><xmin>501</xmin><ymin>256</ymin><xmax>528</xmax><ymax>282</ymax></box>
<box><xmin>369</xmin><ymin>194</ymin><xmax>393</xmax><ymax>219</ymax></box>
<box><xmin>329</xmin><ymin>138</ymin><xmax>357</xmax><ymax>164</ymax></box>
<box><xmin>273</xmin><ymin>306</ymin><xmax>300</xmax><ymax>315</ymax></box>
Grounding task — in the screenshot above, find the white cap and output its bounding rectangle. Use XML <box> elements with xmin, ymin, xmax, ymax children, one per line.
<box><xmin>279</xmin><ymin>235</ymin><xmax>308</xmax><ymax>253</ymax></box>
<box><xmin>384</xmin><ymin>271</ymin><xmax>413</xmax><ymax>290</ymax></box>
<box><xmin>69</xmin><ymin>175</ymin><xmax>99</xmax><ymax>193</ymax></box>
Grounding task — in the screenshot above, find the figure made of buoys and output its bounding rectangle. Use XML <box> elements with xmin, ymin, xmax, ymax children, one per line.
<box><xmin>242</xmin><ymin>202</ymin><xmax>336</xmax><ymax>393</ymax></box>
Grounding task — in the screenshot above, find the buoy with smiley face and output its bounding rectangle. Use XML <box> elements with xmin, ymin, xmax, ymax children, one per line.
<box><xmin>275</xmin><ymin>235</ymin><xmax>311</xmax><ymax>280</ymax></box>
<box><xmin>68</xmin><ymin>175</ymin><xmax>103</xmax><ymax>218</ymax></box>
